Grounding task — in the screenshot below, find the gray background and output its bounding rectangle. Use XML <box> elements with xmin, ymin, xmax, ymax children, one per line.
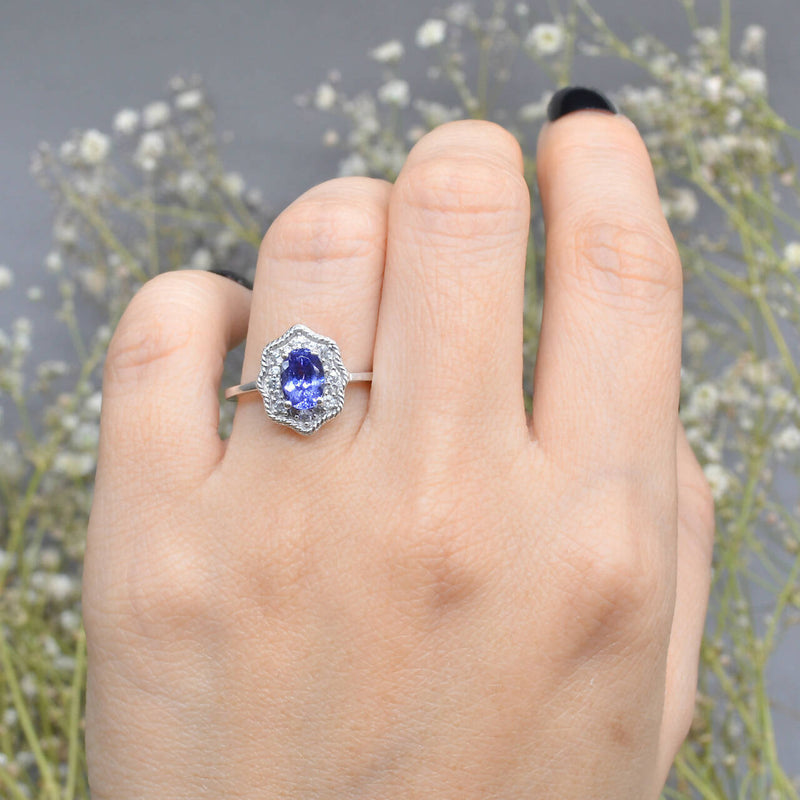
<box><xmin>1</xmin><ymin>0</ymin><xmax>799</xmax><ymax>781</ymax></box>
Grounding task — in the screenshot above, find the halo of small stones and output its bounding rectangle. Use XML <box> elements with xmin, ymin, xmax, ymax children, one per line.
<box><xmin>256</xmin><ymin>324</ymin><xmax>349</xmax><ymax>435</ymax></box>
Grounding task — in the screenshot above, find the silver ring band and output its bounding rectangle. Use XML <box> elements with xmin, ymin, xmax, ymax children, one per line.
<box><xmin>225</xmin><ymin>372</ymin><xmax>373</xmax><ymax>400</ymax></box>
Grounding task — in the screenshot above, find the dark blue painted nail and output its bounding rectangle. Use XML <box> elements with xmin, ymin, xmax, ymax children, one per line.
<box><xmin>209</xmin><ymin>268</ymin><xmax>253</xmax><ymax>291</ymax></box>
<box><xmin>547</xmin><ymin>86</ymin><xmax>617</xmax><ymax>121</ymax></box>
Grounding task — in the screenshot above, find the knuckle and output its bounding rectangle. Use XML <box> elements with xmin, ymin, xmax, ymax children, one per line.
<box><xmin>396</xmin><ymin>155</ymin><xmax>529</xmax><ymax>241</ymax></box>
<box><xmin>563</xmin><ymin>214</ymin><xmax>682</xmax><ymax>314</ymax></box>
<box><xmin>383</xmin><ymin>484</ymin><xmax>499</xmax><ymax>621</ymax></box>
<box><xmin>104</xmin><ymin>273</ymin><xmax>200</xmax><ymax>390</ymax></box>
<box><xmin>263</xmin><ymin>186</ymin><xmax>386</xmax><ymax>270</ymax></box>
<box><xmin>572</xmin><ymin>542</ymin><xmax>658</xmax><ymax>624</ymax></box>
<box><xmin>559</xmin><ymin>492</ymin><xmax>672</xmax><ymax>644</ymax></box>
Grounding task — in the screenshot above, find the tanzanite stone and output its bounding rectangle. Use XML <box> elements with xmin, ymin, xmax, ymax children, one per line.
<box><xmin>280</xmin><ymin>348</ymin><xmax>325</xmax><ymax>410</ymax></box>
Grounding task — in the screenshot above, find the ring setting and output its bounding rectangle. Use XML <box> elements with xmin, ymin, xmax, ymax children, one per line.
<box><xmin>225</xmin><ymin>324</ymin><xmax>372</xmax><ymax>435</ymax></box>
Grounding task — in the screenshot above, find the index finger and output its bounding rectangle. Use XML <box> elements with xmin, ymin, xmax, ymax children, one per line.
<box><xmin>531</xmin><ymin>97</ymin><xmax>683</xmax><ymax>482</ymax></box>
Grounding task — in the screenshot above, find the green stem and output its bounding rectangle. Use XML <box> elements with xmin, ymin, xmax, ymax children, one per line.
<box><xmin>64</xmin><ymin>627</ymin><xmax>86</xmax><ymax>800</ymax></box>
<box><xmin>476</xmin><ymin>36</ymin><xmax>490</xmax><ymax>119</ymax></box>
<box><xmin>0</xmin><ymin>631</ymin><xmax>60</xmax><ymax>800</ymax></box>
<box><xmin>0</xmin><ymin>768</ymin><xmax>31</xmax><ymax>800</ymax></box>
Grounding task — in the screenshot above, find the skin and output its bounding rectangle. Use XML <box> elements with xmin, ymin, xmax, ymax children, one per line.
<box><xmin>83</xmin><ymin>113</ymin><xmax>715</xmax><ymax>799</ymax></box>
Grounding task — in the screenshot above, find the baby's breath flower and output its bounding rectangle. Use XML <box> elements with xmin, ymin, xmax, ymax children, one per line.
<box><xmin>221</xmin><ymin>171</ymin><xmax>245</xmax><ymax>198</ymax></box>
<box><xmin>113</xmin><ymin>108</ymin><xmax>139</xmax><ymax>135</ymax></box>
<box><xmin>86</xmin><ymin>390</ymin><xmax>103</xmax><ymax>416</ymax></box>
<box><xmin>142</xmin><ymin>100</ymin><xmax>171</xmax><ymax>128</ymax></box>
<box><xmin>80</xmin><ymin>267</ymin><xmax>107</xmax><ymax>298</ymax></box>
<box><xmin>767</xmin><ymin>386</ymin><xmax>795</xmax><ymax>413</ymax></box>
<box><xmin>775</xmin><ymin>425</ymin><xmax>800</xmax><ymax>452</ymax></box>
<box><xmin>134</xmin><ymin>131</ymin><xmax>166</xmax><ymax>171</ymax></box>
<box><xmin>190</xmin><ymin>248</ymin><xmax>213</xmax><ymax>270</ymax></box>
<box><xmin>704</xmin><ymin>463</ymin><xmax>732</xmax><ymax>501</ymax></box>
<box><xmin>413</xmin><ymin>99</ymin><xmax>463</xmax><ymax>126</ymax></box>
<box><xmin>168</xmin><ymin>74</ymin><xmax>187</xmax><ymax>92</ymax></box>
<box><xmin>177</xmin><ymin>170</ymin><xmax>208</xmax><ymax>204</ymax></box>
<box><xmin>0</xmin><ymin>442</ymin><xmax>23</xmax><ymax>481</ymax></box>
<box><xmin>42</xmin><ymin>635</ymin><xmax>60</xmax><ymax>658</ymax></box>
<box><xmin>0</xmin><ymin>549</ymin><xmax>17</xmax><ymax>571</ymax></box>
<box><xmin>19</xmin><ymin>674</ymin><xmax>37</xmax><ymax>699</ymax></box>
<box><xmin>694</xmin><ymin>27</ymin><xmax>720</xmax><ymax>47</ymax></box>
<box><xmin>78</xmin><ymin>129</ymin><xmax>111</xmax><ymax>167</ymax></box>
<box><xmin>338</xmin><ymin>152</ymin><xmax>368</xmax><ymax>177</ymax></box>
<box><xmin>445</xmin><ymin>2</ymin><xmax>474</xmax><ymax>25</ymax></box>
<box><xmin>525</xmin><ymin>23</ymin><xmax>565</xmax><ymax>56</ymax></box>
<box><xmin>40</xmin><ymin>547</ymin><xmax>61</xmax><ymax>570</ymax></box>
<box><xmin>44</xmin><ymin>250</ymin><xmax>62</xmax><ymax>273</ymax></box>
<box><xmin>244</xmin><ymin>187</ymin><xmax>264</xmax><ymax>208</ymax></box>
<box><xmin>314</xmin><ymin>83</ymin><xmax>337</xmax><ymax>111</ymax></box>
<box><xmin>175</xmin><ymin>89</ymin><xmax>204</xmax><ymax>110</ymax></box>
<box><xmin>55</xmin><ymin>655</ymin><xmax>77</xmax><ymax>672</ymax></box>
<box><xmin>59</xmin><ymin>609</ymin><xmax>81</xmax><ymax>632</ymax></box>
<box><xmin>738</xmin><ymin>67</ymin><xmax>767</xmax><ymax>95</ymax></box>
<box><xmin>520</xmin><ymin>91</ymin><xmax>554</xmax><ymax>122</ymax></box>
<box><xmin>649</xmin><ymin>54</ymin><xmax>675</xmax><ymax>79</ymax></box>
<box><xmin>377</xmin><ymin>78</ymin><xmax>410</xmax><ymax>106</ymax></box>
<box><xmin>54</xmin><ymin>219</ymin><xmax>78</xmax><ymax>245</ymax></box>
<box><xmin>703</xmin><ymin>75</ymin><xmax>724</xmax><ymax>103</ymax></box>
<box><xmin>744</xmin><ymin>360</ymin><xmax>772</xmax><ymax>386</ymax></box>
<box><xmin>688</xmin><ymin>382</ymin><xmax>720</xmax><ymax>418</ymax></box>
<box><xmin>72</xmin><ymin>422</ymin><xmax>99</xmax><ymax>450</ymax></box>
<box><xmin>741</xmin><ymin>24</ymin><xmax>766</xmax><ymax>56</ymax></box>
<box><xmin>53</xmin><ymin>451</ymin><xmax>95</xmax><ymax>479</ymax></box>
<box><xmin>59</xmin><ymin>139</ymin><xmax>77</xmax><ymax>163</ymax></box>
<box><xmin>61</xmin><ymin>413</ymin><xmax>79</xmax><ymax>432</ymax></box>
<box><xmin>13</xmin><ymin>316</ymin><xmax>32</xmax><ymax>352</ymax></box>
<box><xmin>3</xmin><ymin>708</ymin><xmax>18</xmax><ymax>727</ymax></box>
<box><xmin>631</xmin><ymin>36</ymin><xmax>650</xmax><ymax>57</ymax></box>
<box><xmin>686</xmin><ymin>329</ymin><xmax>710</xmax><ymax>357</ymax></box>
<box><xmin>214</xmin><ymin>228</ymin><xmax>237</xmax><ymax>254</ymax></box>
<box><xmin>26</xmin><ymin>285</ymin><xmax>43</xmax><ymax>302</ymax></box>
<box><xmin>725</xmin><ymin>106</ymin><xmax>743</xmax><ymax>129</ymax></box>
<box><xmin>0</xmin><ymin>264</ymin><xmax>14</xmax><ymax>290</ymax></box>
<box><xmin>416</xmin><ymin>18</ymin><xmax>447</xmax><ymax>48</ymax></box>
<box><xmin>369</xmin><ymin>39</ymin><xmax>405</xmax><ymax>63</ymax></box>
<box><xmin>672</xmin><ymin>187</ymin><xmax>699</xmax><ymax>222</ymax></box>
<box><xmin>783</xmin><ymin>241</ymin><xmax>800</xmax><ymax>271</ymax></box>
<box><xmin>45</xmin><ymin>573</ymin><xmax>76</xmax><ymax>602</ymax></box>
<box><xmin>322</xmin><ymin>128</ymin><xmax>340</xmax><ymax>147</ymax></box>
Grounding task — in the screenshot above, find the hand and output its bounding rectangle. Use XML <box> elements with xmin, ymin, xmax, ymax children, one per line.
<box><xmin>83</xmin><ymin>105</ymin><xmax>714</xmax><ymax>799</ymax></box>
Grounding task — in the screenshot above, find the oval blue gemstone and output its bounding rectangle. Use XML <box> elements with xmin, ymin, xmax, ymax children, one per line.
<box><xmin>280</xmin><ymin>348</ymin><xmax>325</xmax><ymax>410</ymax></box>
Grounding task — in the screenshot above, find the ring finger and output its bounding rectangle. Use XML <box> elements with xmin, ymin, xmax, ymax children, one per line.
<box><xmin>225</xmin><ymin>176</ymin><xmax>392</xmax><ymax>462</ymax></box>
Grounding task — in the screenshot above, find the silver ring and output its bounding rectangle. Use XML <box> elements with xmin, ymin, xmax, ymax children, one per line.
<box><xmin>225</xmin><ymin>324</ymin><xmax>372</xmax><ymax>436</ymax></box>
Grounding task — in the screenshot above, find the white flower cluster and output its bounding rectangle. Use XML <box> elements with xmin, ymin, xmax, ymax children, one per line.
<box><xmin>79</xmin><ymin>129</ymin><xmax>111</xmax><ymax>165</ymax></box>
<box><xmin>377</xmin><ymin>78</ymin><xmax>410</xmax><ymax>107</ymax></box>
<box><xmin>370</xmin><ymin>39</ymin><xmax>404</xmax><ymax>63</ymax></box>
<box><xmin>415</xmin><ymin>18</ymin><xmax>447</xmax><ymax>48</ymax></box>
<box><xmin>525</xmin><ymin>23</ymin><xmax>564</xmax><ymax>56</ymax></box>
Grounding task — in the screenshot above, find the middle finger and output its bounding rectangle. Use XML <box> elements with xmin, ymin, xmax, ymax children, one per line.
<box><xmin>367</xmin><ymin>120</ymin><xmax>532</xmax><ymax>451</ymax></box>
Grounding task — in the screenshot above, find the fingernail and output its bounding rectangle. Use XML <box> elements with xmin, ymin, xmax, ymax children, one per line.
<box><xmin>209</xmin><ymin>268</ymin><xmax>253</xmax><ymax>291</ymax></box>
<box><xmin>547</xmin><ymin>86</ymin><xmax>617</xmax><ymax>122</ymax></box>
